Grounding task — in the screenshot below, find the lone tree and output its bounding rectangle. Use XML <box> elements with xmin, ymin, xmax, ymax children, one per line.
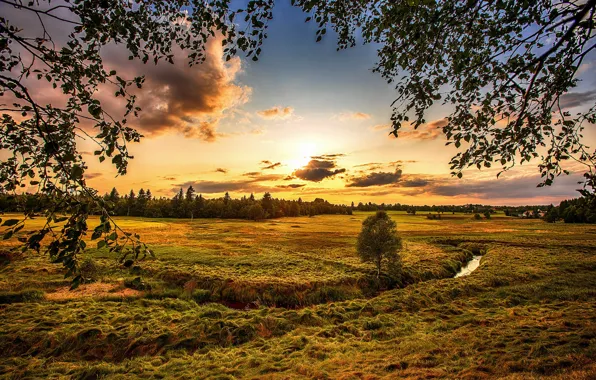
<box><xmin>357</xmin><ymin>211</ymin><xmax>403</xmax><ymax>279</ymax></box>
<box><xmin>1</xmin><ymin>0</ymin><xmax>595</xmax><ymax>281</ymax></box>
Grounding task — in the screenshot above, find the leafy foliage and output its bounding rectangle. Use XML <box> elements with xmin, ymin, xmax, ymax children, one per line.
<box><xmin>545</xmin><ymin>196</ymin><xmax>596</xmax><ymax>223</ymax></box>
<box><xmin>0</xmin><ymin>0</ymin><xmax>275</xmax><ymax>282</ymax></box>
<box><xmin>290</xmin><ymin>0</ymin><xmax>596</xmax><ymax>191</ymax></box>
<box><xmin>356</xmin><ymin>211</ymin><xmax>402</xmax><ymax>278</ymax></box>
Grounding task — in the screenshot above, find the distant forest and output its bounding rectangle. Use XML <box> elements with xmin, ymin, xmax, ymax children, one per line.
<box><xmin>0</xmin><ymin>186</ymin><xmax>593</xmax><ymax>223</ymax></box>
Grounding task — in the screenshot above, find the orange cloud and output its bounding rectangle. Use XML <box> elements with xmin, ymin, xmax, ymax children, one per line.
<box><xmin>336</xmin><ymin>112</ymin><xmax>371</xmax><ymax>121</ymax></box>
<box><xmin>392</xmin><ymin>118</ymin><xmax>448</xmax><ymax>140</ymax></box>
<box><xmin>257</xmin><ymin>106</ymin><xmax>296</xmax><ymax>120</ymax></box>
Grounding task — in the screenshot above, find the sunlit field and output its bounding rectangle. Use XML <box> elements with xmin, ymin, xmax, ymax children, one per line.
<box><xmin>1</xmin><ymin>212</ymin><xmax>595</xmax><ymax>378</ymax></box>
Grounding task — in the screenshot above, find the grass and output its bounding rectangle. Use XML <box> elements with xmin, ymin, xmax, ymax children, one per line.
<box><xmin>0</xmin><ymin>211</ymin><xmax>594</xmax><ymax>378</ymax></box>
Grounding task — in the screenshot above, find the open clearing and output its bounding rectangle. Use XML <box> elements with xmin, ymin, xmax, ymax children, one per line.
<box><xmin>0</xmin><ymin>212</ymin><xmax>595</xmax><ymax>378</ymax></box>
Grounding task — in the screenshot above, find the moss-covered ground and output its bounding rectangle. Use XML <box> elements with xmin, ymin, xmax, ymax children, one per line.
<box><xmin>0</xmin><ymin>212</ymin><xmax>595</xmax><ymax>378</ymax></box>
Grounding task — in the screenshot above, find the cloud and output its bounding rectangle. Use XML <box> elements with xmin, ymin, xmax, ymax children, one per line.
<box><xmin>174</xmin><ymin>180</ymin><xmax>269</xmax><ymax>194</ymax></box>
<box><xmin>175</xmin><ymin>170</ymin><xmax>295</xmax><ymax>194</ymax></box>
<box><xmin>293</xmin><ymin>157</ymin><xmax>346</xmax><ymax>182</ymax></box>
<box><xmin>277</xmin><ymin>184</ymin><xmax>306</xmax><ymax>189</ymax></box>
<box><xmin>261</xmin><ymin>162</ymin><xmax>282</xmax><ymax>170</ymax></box>
<box><xmin>370</xmin><ymin>124</ymin><xmax>390</xmax><ymax>131</ymax></box>
<box><xmin>215</xmin><ymin>168</ymin><xmax>228</xmax><ymax>174</ymax></box>
<box><xmin>559</xmin><ymin>91</ymin><xmax>596</xmax><ymax>109</ymax></box>
<box><xmin>389</xmin><ymin>119</ymin><xmax>447</xmax><ymax>141</ymax></box>
<box><xmin>242</xmin><ymin>172</ymin><xmax>286</xmax><ymax>181</ymax></box>
<box><xmin>311</xmin><ymin>153</ymin><xmax>346</xmax><ymax>160</ymax></box>
<box><xmin>416</xmin><ymin>173</ymin><xmax>584</xmax><ymax>200</ymax></box>
<box><xmin>346</xmin><ymin>169</ymin><xmax>403</xmax><ymax>187</ymax></box>
<box><xmin>400</xmin><ymin>178</ymin><xmax>430</xmax><ymax>188</ymax></box>
<box><xmin>257</xmin><ymin>106</ymin><xmax>296</xmax><ymax>120</ymax></box>
<box><xmin>100</xmin><ymin>37</ymin><xmax>251</xmax><ymax>142</ymax></box>
<box><xmin>84</xmin><ymin>172</ymin><xmax>103</xmax><ymax>180</ymax></box>
<box><xmin>390</xmin><ymin>160</ymin><xmax>418</xmax><ymax>165</ymax></box>
<box><xmin>335</xmin><ymin>112</ymin><xmax>371</xmax><ymax>121</ymax></box>
<box><xmin>354</xmin><ymin>164</ymin><xmax>384</xmax><ymax>171</ymax></box>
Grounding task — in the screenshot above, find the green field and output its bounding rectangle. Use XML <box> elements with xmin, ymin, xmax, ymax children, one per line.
<box><xmin>0</xmin><ymin>212</ymin><xmax>595</xmax><ymax>379</ymax></box>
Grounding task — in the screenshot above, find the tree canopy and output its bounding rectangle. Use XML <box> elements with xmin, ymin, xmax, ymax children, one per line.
<box><xmin>356</xmin><ymin>210</ymin><xmax>402</xmax><ymax>278</ymax></box>
<box><xmin>1</xmin><ymin>0</ymin><xmax>595</xmax><ymax>281</ymax></box>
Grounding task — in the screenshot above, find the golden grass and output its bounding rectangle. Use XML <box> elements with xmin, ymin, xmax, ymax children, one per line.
<box><xmin>0</xmin><ymin>211</ymin><xmax>594</xmax><ymax>378</ymax></box>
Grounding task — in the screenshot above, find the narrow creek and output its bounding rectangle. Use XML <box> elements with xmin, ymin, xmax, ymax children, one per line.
<box><xmin>454</xmin><ymin>255</ymin><xmax>482</xmax><ymax>278</ymax></box>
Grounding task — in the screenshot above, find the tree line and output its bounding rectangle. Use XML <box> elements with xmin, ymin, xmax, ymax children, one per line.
<box><xmin>543</xmin><ymin>197</ymin><xmax>596</xmax><ymax>224</ymax></box>
<box><xmin>0</xmin><ymin>187</ymin><xmax>352</xmax><ymax>221</ymax></box>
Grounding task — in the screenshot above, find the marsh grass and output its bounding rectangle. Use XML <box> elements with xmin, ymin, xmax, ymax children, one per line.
<box><xmin>0</xmin><ymin>212</ymin><xmax>594</xmax><ymax>378</ymax></box>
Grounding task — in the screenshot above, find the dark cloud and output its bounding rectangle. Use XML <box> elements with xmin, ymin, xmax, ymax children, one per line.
<box><xmin>346</xmin><ymin>169</ymin><xmax>403</xmax><ymax>187</ymax></box>
<box><xmin>425</xmin><ymin>173</ymin><xmax>583</xmax><ymax>199</ymax></box>
<box><xmin>283</xmin><ymin>175</ymin><xmax>295</xmax><ymax>181</ymax></box>
<box><xmin>277</xmin><ymin>184</ymin><xmax>306</xmax><ymax>189</ymax></box>
<box><xmin>400</xmin><ymin>178</ymin><xmax>429</xmax><ymax>187</ymax></box>
<box><xmin>261</xmin><ymin>160</ymin><xmax>272</xmax><ymax>165</ymax></box>
<box><xmin>559</xmin><ymin>91</ymin><xmax>596</xmax><ymax>109</ymax></box>
<box><xmin>162</xmin><ymin>176</ymin><xmax>177</xmax><ymax>181</ymax></box>
<box><xmin>311</xmin><ymin>154</ymin><xmax>346</xmax><ymax>160</ymax></box>
<box><xmin>215</xmin><ymin>168</ymin><xmax>228</xmax><ymax>174</ymax></box>
<box><xmin>98</xmin><ymin>37</ymin><xmax>251</xmax><ymax>142</ymax></box>
<box><xmin>173</xmin><ymin>180</ymin><xmax>266</xmax><ymax>194</ymax></box>
<box><xmin>261</xmin><ymin>162</ymin><xmax>282</xmax><ymax>170</ymax></box>
<box><xmin>294</xmin><ymin>158</ymin><xmax>346</xmax><ymax>182</ymax></box>
<box><xmin>84</xmin><ymin>172</ymin><xmax>103</xmax><ymax>180</ymax></box>
<box><xmin>174</xmin><ymin>171</ymin><xmax>296</xmax><ymax>194</ymax></box>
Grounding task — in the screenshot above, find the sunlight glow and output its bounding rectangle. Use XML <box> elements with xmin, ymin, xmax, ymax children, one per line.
<box><xmin>288</xmin><ymin>142</ymin><xmax>317</xmax><ymax>170</ymax></box>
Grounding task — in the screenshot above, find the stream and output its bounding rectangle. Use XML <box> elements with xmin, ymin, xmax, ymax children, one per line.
<box><xmin>454</xmin><ymin>255</ymin><xmax>482</xmax><ymax>278</ymax></box>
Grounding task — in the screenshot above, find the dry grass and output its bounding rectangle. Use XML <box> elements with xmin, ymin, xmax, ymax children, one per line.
<box><xmin>0</xmin><ymin>211</ymin><xmax>594</xmax><ymax>378</ymax></box>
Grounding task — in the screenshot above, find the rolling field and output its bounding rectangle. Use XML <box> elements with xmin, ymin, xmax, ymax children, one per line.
<box><xmin>0</xmin><ymin>212</ymin><xmax>595</xmax><ymax>379</ymax></box>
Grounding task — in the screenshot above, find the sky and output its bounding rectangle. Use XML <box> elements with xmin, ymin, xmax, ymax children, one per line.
<box><xmin>6</xmin><ymin>2</ymin><xmax>596</xmax><ymax>206</ymax></box>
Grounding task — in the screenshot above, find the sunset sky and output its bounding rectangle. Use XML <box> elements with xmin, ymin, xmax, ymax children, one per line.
<box><xmin>10</xmin><ymin>2</ymin><xmax>596</xmax><ymax>206</ymax></box>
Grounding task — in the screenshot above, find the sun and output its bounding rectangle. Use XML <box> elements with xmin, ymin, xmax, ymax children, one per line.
<box><xmin>288</xmin><ymin>142</ymin><xmax>317</xmax><ymax>170</ymax></box>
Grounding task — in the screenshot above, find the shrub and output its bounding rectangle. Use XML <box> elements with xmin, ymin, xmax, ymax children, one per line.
<box><xmin>80</xmin><ymin>258</ymin><xmax>100</xmax><ymax>282</ymax></box>
<box><xmin>0</xmin><ymin>250</ymin><xmax>22</xmax><ymax>266</ymax></box>
<box><xmin>0</xmin><ymin>289</ymin><xmax>45</xmax><ymax>304</ymax></box>
<box><xmin>192</xmin><ymin>289</ymin><xmax>211</xmax><ymax>303</ymax></box>
<box><xmin>473</xmin><ymin>213</ymin><xmax>482</xmax><ymax>220</ymax></box>
<box><xmin>124</xmin><ymin>277</ymin><xmax>151</xmax><ymax>291</ymax></box>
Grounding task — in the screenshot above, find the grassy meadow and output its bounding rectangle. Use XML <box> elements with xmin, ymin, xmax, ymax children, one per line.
<box><xmin>0</xmin><ymin>211</ymin><xmax>595</xmax><ymax>378</ymax></box>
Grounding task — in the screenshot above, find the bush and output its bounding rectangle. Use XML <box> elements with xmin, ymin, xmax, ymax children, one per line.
<box><xmin>473</xmin><ymin>213</ymin><xmax>482</xmax><ymax>220</ymax></box>
<box><xmin>0</xmin><ymin>250</ymin><xmax>22</xmax><ymax>266</ymax></box>
<box><xmin>124</xmin><ymin>277</ymin><xmax>151</xmax><ymax>291</ymax></box>
<box><xmin>192</xmin><ymin>289</ymin><xmax>211</xmax><ymax>303</ymax></box>
<box><xmin>0</xmin><ymin>289</ymin><xmax>45</xmax><ymax>304</ymax></box>
<box><xmin>80</xmin><ymin>258</ymin><xmax>99</xmax><ymax>282</ymax></box>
